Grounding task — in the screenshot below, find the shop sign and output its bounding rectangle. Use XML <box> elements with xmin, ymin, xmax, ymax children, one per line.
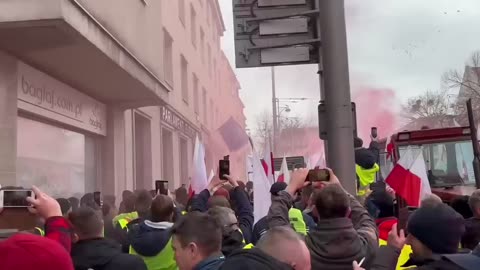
<box><xmin>17</xmin><ymin>62</ymin><xmax>107</xmax><ymax>136</ymax></box>
<box><xmin>161</xmin><ymin>106</ymin><xmax>196</xmax><ymax>138</ymax></box>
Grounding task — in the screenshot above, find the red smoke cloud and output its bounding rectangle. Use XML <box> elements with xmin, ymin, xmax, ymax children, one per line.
<box><xmin>353</xmin><ymin>87</ymin><xmax>400</xmax><ymax>141</ymax></box>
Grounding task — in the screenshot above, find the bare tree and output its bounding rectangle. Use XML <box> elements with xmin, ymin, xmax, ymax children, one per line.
<box><xmin>253</xmin><ymin>111</ymin><xmax>305</xmax><ymax>155</ymax></box>
<box><xmin>402</xmin><ymin>89</ymin><xmax>454</xmax><ymax>128</ymax></box>
<box><xmin>443</xmin><ymin>51</ymin><xmax>480</xmax><ymax>125</ymax></box>
<box><xmin>253</xmin><ymin>110</ymin><xmax>273</xmax><ymax>153</ymax></box>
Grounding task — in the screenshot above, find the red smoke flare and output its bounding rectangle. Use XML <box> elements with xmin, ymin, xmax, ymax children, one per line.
<box><xmin>353</xmin><ymin>88</ymin><xmax>400</xmax><ymax>142</ymax></box>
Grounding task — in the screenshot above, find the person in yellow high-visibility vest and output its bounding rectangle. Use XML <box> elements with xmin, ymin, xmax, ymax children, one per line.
<box><xmin>127</xmin><ymin>194</ymin><xmax>177</xmax><ymax>270</ymax></box>
<box><xmin>354</xmin><ymin>137</ymin><xmax>380</xmax><ymax>201</ymax></box>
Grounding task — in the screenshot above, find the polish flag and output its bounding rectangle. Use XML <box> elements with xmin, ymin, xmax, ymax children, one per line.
<box><xmin>261</xmin><ymin>144</ymin><xmax>274</xmax><ymax>185</ymax></box>
<box><xmin>277</xmin><ymin>157</ymin><xmax>290</xmax><ymax>184</ymax></box>
<box><xmin>386</xmin><ymin>148</ymin><xmax>431</xmax><ymax>207</ymax></box>
<box><xmin>251</xmin><ymin>143</ymin><xmax>273</xmax><ymax>224</ymax></box>
<box><xmin>191</xmin><ymin>136</ymin><xmax>208</xmax><ymax>194</ymax></box>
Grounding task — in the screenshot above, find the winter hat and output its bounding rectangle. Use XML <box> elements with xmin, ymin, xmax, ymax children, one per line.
<box><xmin>0</xmin><ymin>233</ymin><xmax>74</xmax><ymax>270</ymax></box>
<box><xmin>270</xmin><ymin>182</ymin><xmax>288</xmax><ymax>196</ymax></box>
<box><xmin>408</xmin><ymin>204</ymin><xmax>465</xmax><ymax>254</ymax></box>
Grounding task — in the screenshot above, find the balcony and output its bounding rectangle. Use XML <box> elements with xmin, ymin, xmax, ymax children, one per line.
<box><xmin>0</xmin><ymin>0</ymin><xmax>168</xmax><ymax>108</ymax></box>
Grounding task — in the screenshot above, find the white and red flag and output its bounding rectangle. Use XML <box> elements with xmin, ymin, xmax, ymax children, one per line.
<box><xmin>261</xmin><ymin>144</ymin><xmax>275</xmax><ymax>185</ymax></box>
<box><xmin>250</xmin><ymin>141</ymin><xmax>273</xmax><ymax>224</ymax></box>
<box><xmin>190</xmin><ymin>136</ymin><xmax>208</xmax><ymax>195</ymax></box>
<box><xmin>277</xmin><ymin>156</ymin><xmax>291</xmax><ymax>184</ymax></box>
<box><xmin>386</xmin><ymin>148</ymin><xmax>431</xmax><ymax>207</ymax></box>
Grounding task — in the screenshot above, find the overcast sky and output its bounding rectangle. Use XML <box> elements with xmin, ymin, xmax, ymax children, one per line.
<box><xmin>219</xmin><ymin>0</ymin><xmax>480</xmax><ymax>133</ymax></box>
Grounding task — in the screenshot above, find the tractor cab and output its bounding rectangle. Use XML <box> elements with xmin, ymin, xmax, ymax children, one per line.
<box><xmin>387</xmin><ymin>127</ymin><xmax>478</xmax><ymax>203</ymax></box>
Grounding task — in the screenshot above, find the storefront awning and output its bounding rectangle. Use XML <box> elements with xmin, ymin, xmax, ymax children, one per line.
<box><xmin>0</xmin><ymin>0</ymin><xmax>168</xmax><ymax>108</ymax></box>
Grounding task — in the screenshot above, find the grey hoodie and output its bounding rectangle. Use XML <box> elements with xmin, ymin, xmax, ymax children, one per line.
<box><xmin>267</xmin><ymin>191</ymin><xmax>378</xmax><ymax>270</ymax></box>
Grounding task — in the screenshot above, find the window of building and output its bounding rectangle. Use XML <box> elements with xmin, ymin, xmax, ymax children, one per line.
<box><xmin>200</xmin><ymin>28</ymin><xmax>205</xmax><ymax>64</ymax></box>
<box><xmin>179</xmin><ymin>0</ymin><xmax>186</xmax><ymax>26</ymax></box>
<box><xmin>213</xmin><ymin>59</ymin><xmax>217</xmax><ymax>88</ymax></box>
<box><xmin>134</xmin><ymin>112</ymin><xmax>152</xmax><ymax>190</ymax></box>
<box><xmin>210</xmin><ymin>99</ymin><xmax>214</xmax><ymax>128</ymax></box>
<box><xmin>202</xmin><ymin>88</ymin><xmax>207</xmax><ymax>124</ymax></box>
<box><xmin>17</xmin><ymin>117</ymin><xmax>95</xmax><ymax>198</ymax></box>
<box><xmin>193</xmin><ymin>74</ymin><xmax>199</xmax><ymax>115</ymax></box>
<box><xmin>206</xmin><ymin>1</ymin><xmax>211</xmax><ymax>25</ymax></box>
<box><xmin>179</xmin><ymin>138</ymin><xmax>189</xmax><ymax>186</ymax></box>
<box><xmin>207</xmin><ymin>44</ymin><xmax>212</xmax><ymax>77</ymax></box>
<box><xmin>191</xmin><ymin>4</ymin><xmax>197</xmax><ymax>48</ymax></box>
<box><xmin>163</xmin><ymin>29</ymin><xmax>174</xmax><ymax>86</ymax></box>
<box><xmin>181</xmin><ymin>55</ymin><xmax>189</xmax><ymax>104</ymax></box>
<box><xmin>162</xmin><ymin>128</ymin><xmax>174</xmax><ymax>190</ymax></box>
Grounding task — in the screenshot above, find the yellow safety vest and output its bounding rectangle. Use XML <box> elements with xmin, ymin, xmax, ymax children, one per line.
<box><xmin>356</xmin><ymin>164</ymin><xmax>379</xmax><ymax>196</ymax></box>
<box><xmin>113</xmin><ymin>211</ymin><xmax>139</xmax><ymax>226</ymax></box>
<box><xmin>379</xmin><ymin>239</ymin><xmax>414</xmax><ymax>269</ymax></box>
<box><xmin>130</xmin><ymin>238</ymin><xmax>177</xmax><ymax>270</ymax></box>
<box><xmin>34</xmin><ymin>227</ymin><xmax>45</xmax><ymax>237</ymax></box>
<box><xmin>288</xmin><ymin>208</ymin><xmax>307</xmax><ymax>235</ymax></box>
<box><xmin>118</xmin><ymin>218</ymin><xmax>130</xmax><ymax>230</ymax></box>
<box><xmin>243</xmin><ymin>243</ymin><xmax>254</xmax><ymax>249</ymax></box>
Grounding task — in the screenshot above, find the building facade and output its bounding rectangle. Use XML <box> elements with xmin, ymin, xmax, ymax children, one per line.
<box><xmin>0</xmin><ymin>0</ymin><xmax>247</xmax><ymax>200</ymax></box>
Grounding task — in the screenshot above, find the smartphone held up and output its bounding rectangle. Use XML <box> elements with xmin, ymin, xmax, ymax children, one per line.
<box><xmin>0</xmin><ymin>189</ymin><xmax>35</xmax><ymax>208</ymax></box>
<box><xmin>306</xmin><ymin>168</ymin><xmax>330</xmax><ymax>182</ymax></box>
<box><xmin>219</xmin><ymin>156</ymin><xmax>230</xmax><ymax>181</ymax></box>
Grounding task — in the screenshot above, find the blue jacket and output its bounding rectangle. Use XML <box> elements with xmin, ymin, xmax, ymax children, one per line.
<box><xmin>193</xmin><ymin>255</ymin><xmax>225</xmax><ymax>270</ymax></box>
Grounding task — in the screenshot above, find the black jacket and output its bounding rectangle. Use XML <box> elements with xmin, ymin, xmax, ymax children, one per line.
<box><xmin>193</xmin><ymin>255</ymin><xmax>225</xmax><ymax>270</ymax></box>
<box><xmin>371</xmin><ymin>245</ymin><xmax>465</xmax><ymax>270</ymax></box>
<box><xmin>267</xmin><ymin>191</ymin><xmax>378</xmax><ymax>270</ymax></box>
<box><xmin>71</xmin><ymin>238</ymin><xmax>147</xmax><ymax>270</ymax></box>
<box><xmin>219</xmin><ymin>248</ymin><xmax>293</xmax><ymax>270</ymax></box>
<box><xmin>191</xmin><ymin>187</ymin><xmax>254</xmax><ymax>245</ymax></box>
<box><xmin>462</xmin><ymin>217</ymin><xmax>480</xmax><ymax>250</ymax></box>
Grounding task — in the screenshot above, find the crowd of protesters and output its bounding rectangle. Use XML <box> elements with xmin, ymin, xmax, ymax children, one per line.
<box><xmin>2</xmin><ymin>147</ymin><xmax>480</xmax><ymax>269</ymax></box>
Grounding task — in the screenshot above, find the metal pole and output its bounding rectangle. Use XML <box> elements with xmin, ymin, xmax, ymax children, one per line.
<box><xmin>317</xmin><ymin>0</ymin><xmax>356</xmax><ymax>194</ymax></box>
<box><xmin>467</xmin><ymin>99</ymin><xmax>480</xmax><ymax>189</ymax></box>
<box><xmin>272</xmin><ymin>66</ymin><xmax>278</xmax><ymax>155</ymax></box>
<box><xmin>315</xmin><ymin>0</ymin><xmax>328</xmax><ymax>165</ymax></box>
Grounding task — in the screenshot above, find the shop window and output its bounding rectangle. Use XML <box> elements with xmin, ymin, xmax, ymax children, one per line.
<box><xmin>17</xmin><ymin>117</ymin><xmax>95</xmax><ymax>198</ymax></box>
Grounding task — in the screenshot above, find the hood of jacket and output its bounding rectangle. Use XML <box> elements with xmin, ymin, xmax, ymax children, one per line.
<box><xmin>71</xmin><ymin>238</ymin><xmax>123</xmax><ymax>269</ymax></box>
<box><xmin>220</xmin><ymin>248</ymin><xmax>293</xmax><ymax>270</ymax></box>
<box><xmin>128</xmin><ymin>220</ymin><xmax>173</xmax><ymax>257</ymax></box>
<box><xmin>306</xmin><ymin>218</ymin><xmax>367</xmax><ymax>268</ymax></box>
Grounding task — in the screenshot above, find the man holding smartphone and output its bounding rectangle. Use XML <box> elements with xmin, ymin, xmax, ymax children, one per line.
<box><xmin>267</xmin><ymin>168</ymin><xmax>378</xmax><ymax>269</ymax></box>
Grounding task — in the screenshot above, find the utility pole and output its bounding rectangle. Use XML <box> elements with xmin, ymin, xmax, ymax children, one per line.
<box><xmin>318</xmin><ymin>0</ymin><xmax>356</xmax><ymax>194</ymax></box>
<box><xmin>271</xmin><ymin>66</ymin><xmax>278</xmax><ymax>155</ymax></box>
<box><xmin>315</xmin><ymin>0</ymin><xmax>327</xmax><ymax>165</ymax></box>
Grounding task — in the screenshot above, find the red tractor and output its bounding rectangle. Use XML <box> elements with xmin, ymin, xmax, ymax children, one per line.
<box><xmin>381</xmin><ymin>100</ymin><xmax>480</xmax><ymax>203</ymax></box>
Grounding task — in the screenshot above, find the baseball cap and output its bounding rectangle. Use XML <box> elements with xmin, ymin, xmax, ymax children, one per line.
<box><xmin>444</xmin><ymin>245</ymin><xmax>480</xmax><ymax>270</ymax></box>
<box><xmin>270</xmin><ymin>182</ymin><xmax>288</xmax><ymax>196</ymax></box>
